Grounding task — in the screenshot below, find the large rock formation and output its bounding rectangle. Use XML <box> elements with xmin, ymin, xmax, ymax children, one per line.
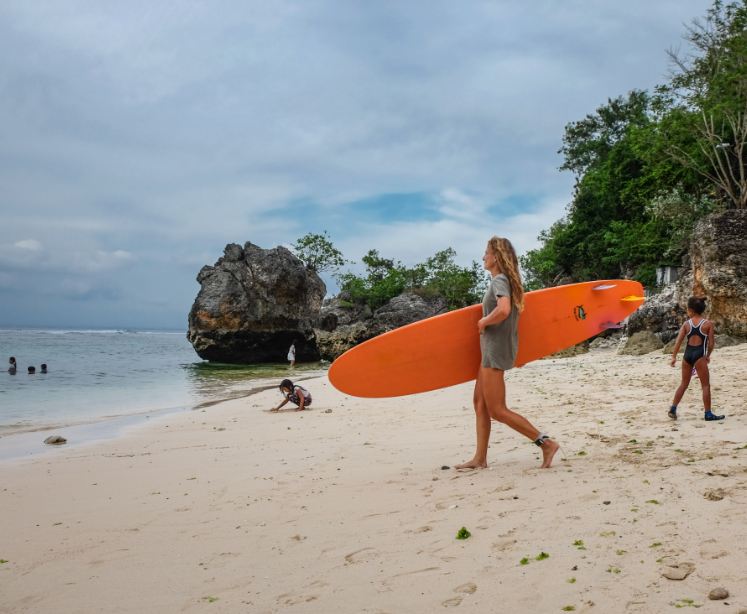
<box><xmin>686</xmin><ymin>209</ymin><xmax>747</xmax><ymax>337</ymax></box>
<box><xmin>315</xmin><ymin>292</ymin><xmax>448</xmax><ymax>360</ymax></box>
<box><xmin>626</xmin><ymin>284</ymin><xmax>686</xmax><ymax>343</ymax></box>
<box><xmin>625</xmin><ymin>209</ymin><xmax>747</xmax><ymax>346</ymax></box>
<box><xmin>188</xmin><ymin>242</ymin><xmax>325</xmax><ymax>363</ymax></box>
<box><xmin>618</xmin><ymin>330</ymin><xmax>664</xmax><ymax>355</ymax></box>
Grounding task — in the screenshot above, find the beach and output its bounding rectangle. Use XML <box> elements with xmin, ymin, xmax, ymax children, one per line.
<box><xmin>2</xmin><ymin>344</ymin><xmax>746</xmax><ymax>613</ymax></box>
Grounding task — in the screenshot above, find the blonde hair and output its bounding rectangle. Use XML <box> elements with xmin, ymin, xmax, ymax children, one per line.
<box><xmin>487</xmin><ymin>236</ymin><xmax>525</xmax><ymax>312</ymax></box>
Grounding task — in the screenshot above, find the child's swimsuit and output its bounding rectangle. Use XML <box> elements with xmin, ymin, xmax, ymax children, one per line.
<box><xmin>683</xmin><ymin>319</ymin><xmax>708</xmax><ymax>365</ymax></box>
<box><xmin>286</xmin><ymin>385</ymin><xmax>312</xmax><ymax>406</ymax></box>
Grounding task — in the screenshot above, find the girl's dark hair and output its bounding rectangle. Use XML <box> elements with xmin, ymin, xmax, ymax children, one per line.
<box><xmin>687</xmin><ymin>296</ymin><xmax>706</xmax><ymax>315</ymax></box>
<box><xmin>280</xmin><ymin>378</ymin><xmax>294</xmax><ymax>391</ymax></box>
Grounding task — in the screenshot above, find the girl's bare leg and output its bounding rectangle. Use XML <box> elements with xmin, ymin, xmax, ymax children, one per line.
<box><xmin>693</xmin><ymin>358</ymin><xmax>711</xmax><ymax>409</ymax></box>
<box><xmin>672</xmin><ymin>360</ymin><xmax>693</xmax><ymax>407</ymax></box>
<box><xmin>480</xmin><ymin>366</ymin><xmax>559</xmax><ymax>468</ymax></box>
<box><xmin>456</xmin><ymin>371</ymin><xmax>490</xmax><ymax>469</ymax></box>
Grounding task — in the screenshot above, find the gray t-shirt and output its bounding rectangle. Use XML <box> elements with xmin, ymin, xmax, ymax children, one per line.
<box><xmin>480</xmin><ymin>273</ymin><xmax>519</xmax><ymax>370</ymax></box>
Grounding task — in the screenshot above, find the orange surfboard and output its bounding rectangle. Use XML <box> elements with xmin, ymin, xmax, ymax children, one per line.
<box><xmin>329</xmin><ymin>280</ymin><xmax>644</xmax><ymax>398</ymax></box>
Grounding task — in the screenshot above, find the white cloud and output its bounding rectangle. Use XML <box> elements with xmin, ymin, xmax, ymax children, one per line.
<box><xmin>13</xmin><ymin>239</ymin><xmax>43</xmax><ymax>251</ymax></box>
<box><xmin>335</xmin><ymin>195</ymin><xmax>567</xmax><ymax>274</ymax></box>
<box><xmin>0</xmin><ymin>240</ymin><xmax>135</xmax><ymax>275</ymax></box>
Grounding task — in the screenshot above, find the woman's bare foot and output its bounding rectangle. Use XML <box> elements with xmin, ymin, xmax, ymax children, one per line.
<box><xmin>540</xmin><ymin>439</ymin><xmax>559</xmax><ymax>469</ymax></box>
<box><xmin>455</xmin><ymin>459</ymin><xmax>487</xmax><ymax>469</ymax></box>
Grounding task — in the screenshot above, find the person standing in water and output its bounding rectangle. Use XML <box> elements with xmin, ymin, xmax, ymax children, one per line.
<box><xmin>456</xmin><ymin>236</ymin><xmax>560</xmax><ymax>470</ymax></box>
<box><xmin>668</xmin><ymin>296</ymin><xmax>724</xmax><ymax>421</ymax></box>
<box><xmin>8</xmin><ymin>357</ymin><xmax>17</xmax><ymax>374</ymax></box>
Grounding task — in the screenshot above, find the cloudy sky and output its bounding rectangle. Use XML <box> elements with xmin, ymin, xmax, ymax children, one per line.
<box><xmin>0</xmin><ymin>0</ymin><xmax>712</xmax><ymax>329</ymax></box>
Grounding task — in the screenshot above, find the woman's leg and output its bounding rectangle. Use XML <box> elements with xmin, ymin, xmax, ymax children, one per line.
<box><xmin>480</xmin><ymin>366</ymin><xmax>559</xmax><ymax>468</ymax></box>
<box><xmin>693</xmin><ymin>358</ymin><xmax>711</xmax><ymax>410</ymax></box>
<box><xmin>671</xmin><ymin>360</ymin><xmax>694</xmax><ymax>407</ymax></box>
<box><xmin>456</xmin><ymin>370</ymin><xmax>490</xmax><ymax>469</ymax></box>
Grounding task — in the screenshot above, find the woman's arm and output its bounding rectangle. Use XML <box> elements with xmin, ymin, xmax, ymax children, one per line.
<box><xmin>478</xmin><ymin>296</ymin><xmax>511</xmax><ymax>334</ymax></box>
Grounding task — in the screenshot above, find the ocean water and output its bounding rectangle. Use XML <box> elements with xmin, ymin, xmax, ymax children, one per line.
<box><xmin>0</xmin><ymin>329</ymin><xmax>326</xmax><ymax>435</ymax></box>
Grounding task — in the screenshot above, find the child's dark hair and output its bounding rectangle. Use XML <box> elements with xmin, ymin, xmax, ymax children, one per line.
<box><xmin>280</xmin><ymin>378</ymin><xmax>294</xmax><ymax>391</ymax></box>
<box><xmin>687</xmin><ymin>296</ymin><xmax>706</xmax><ymax>315</ymax></box>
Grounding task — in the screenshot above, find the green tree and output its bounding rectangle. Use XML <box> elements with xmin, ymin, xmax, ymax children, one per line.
<box><xmin>336</xmin><ymin>249</ymin><xmax>407</xmax><ymax>309</ymax></box>
<box><xmin>419</xmin><ymin>248</ymin><xmax>485</xmax><ymax>309</ymax></box>
<box><xmin>662</xmin><ymin>0</ymin><xmax>747</xmax><ymax>209</ymax></box>
<box><xmin>336</xmin><ymin>248</ymin><xmax>485</xmax><ymax>310</ymax></box>
<box><xmin>292</xmin><ymin>231</ymin><xmax>346</xmax><ymax>272</ymax></box>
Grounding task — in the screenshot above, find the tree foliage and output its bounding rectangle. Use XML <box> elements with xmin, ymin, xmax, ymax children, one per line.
<box><xmin>662</xmin><ymin>0</ymin><xmax>747</xmax><ymax>209</ymax></box>
<box><xmin>292</xmin><ymin>231</ymin><xmax>346</xmax><ymax>272</ymax></box>
<box><xmin>522</xmin><ymin>0</ymin><xmax>744</xmax><ymax>289</ymax></box>
<box><xmin>291</xmin><ymin>233</ymin><xmax>485</xmax><ymax>310</ymax></box>
<box><xmin>336</xmin><ymin>248</ymin><xmax>485</xmax><ymax>311</ymax></box>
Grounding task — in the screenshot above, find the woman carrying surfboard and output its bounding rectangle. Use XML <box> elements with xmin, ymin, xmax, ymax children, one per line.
<box><xmin>456</xmin><ymin>236</ymin><xmax>560</xmax><ymax>470</ymax></box>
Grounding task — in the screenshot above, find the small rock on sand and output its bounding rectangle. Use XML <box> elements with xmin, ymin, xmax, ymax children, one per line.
<box><xmin>661</xmin><ymin>562</ymin><xmax>695</xmax><ymax>580</ymax></box>
<box><xmin>43</xmin><ymin>435</ymin><xmax>67</xmax><ymax>445</ymax></box>
<box><xmin>707</xmin><ymin>587</ymin><xmax>729</xmax><ymax>600</ymax></box>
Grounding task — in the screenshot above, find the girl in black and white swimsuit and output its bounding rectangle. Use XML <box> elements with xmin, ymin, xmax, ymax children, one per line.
<box><xmin>668</xmin><ymin>297</ymin><xmax>724</xmax><ymax>421</ymax></box>
<box><xmin>271</xmin><ymin>378</ymin><xmax>312</xmax><ymax>412</ymax></box>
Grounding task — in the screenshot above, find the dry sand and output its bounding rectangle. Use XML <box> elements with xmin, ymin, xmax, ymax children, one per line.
<box><xmin>2</xmin><ymin>344</ymin><xmax>746</xmax><ymax>613</ymax></box>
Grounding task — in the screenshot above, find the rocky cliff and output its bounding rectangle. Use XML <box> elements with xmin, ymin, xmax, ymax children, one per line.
<box><xmin>686</xmin><ymin>209</ymin><xmax>747</xmax><ymax>337</ymax></box>
<box><xmin>187</xmin><ymin>242</ymin><xmax>325</xmax><ymax>363</ymax></box>
<box><xmin>626</xmin><ymin>284</ymin><xmax>686</xmax><ymax>343</ymax></box>
<box><xmin>315</xmin><ymin>292</ymin><xmax>448</xmax><ymax>360</ymax></box>
<box><xmin>624</xmin><ymin>209</ymin><xmax>747</xmax><ymax>351</ymax></box>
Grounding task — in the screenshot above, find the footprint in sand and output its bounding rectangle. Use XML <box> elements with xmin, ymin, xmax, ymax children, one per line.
<box><xmin>435</xmin><ymin>497</ymin><xmax>464</xmax><ymax>510</ymax></box>
<box><xmin>344</xmin><ymin>547</ymin><xmax>378</xmax><ymax>565</ymax></box>
<box><xmin>442</xmin><ymin>597</ymin><xmax>463</xmax><ymax>607</ymax></box>
<box><xmin>276</xmin><ymin>593</ymin><xmax>318</xmax><ymax>606</ymax></box>
<box><xmin>699</xmin><ymin>539</ymin><xmax>728</xmax><ymax>560</ymax></box>
<box><xmin>453</xmin><ymin>582</ymin><xmax>477</xmax><ymax>594</ymax></box>
<box><xmin>492</xmin><ymin>538</ymin><xmax>517</xmax><ymax>552</ymax></box>
<box><xmin>704</xmin><ymin>488</ymin><xmax>727</xmax><ymax>501</ymax></box>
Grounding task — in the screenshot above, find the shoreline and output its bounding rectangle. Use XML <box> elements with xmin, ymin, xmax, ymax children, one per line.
<box><xmin>0</xmin><ymin>370</ymin><xmax>327</xmax><ymax>462</ymax></box>
<box><xmin>2</xmin><ymin>346</ymin><xmax>745</xmax><ymax>612</ymax></box>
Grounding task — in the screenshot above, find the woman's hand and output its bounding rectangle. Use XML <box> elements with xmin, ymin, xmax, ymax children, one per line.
<box><xmin>477</xmin><ymin>317</ymin><xmax>488</xmax><ymax>334</ymax></box>
<box><xmin>670</xmin><ymin>356</ymin><xmax>676</xmax><ymax>367</ymax></box>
